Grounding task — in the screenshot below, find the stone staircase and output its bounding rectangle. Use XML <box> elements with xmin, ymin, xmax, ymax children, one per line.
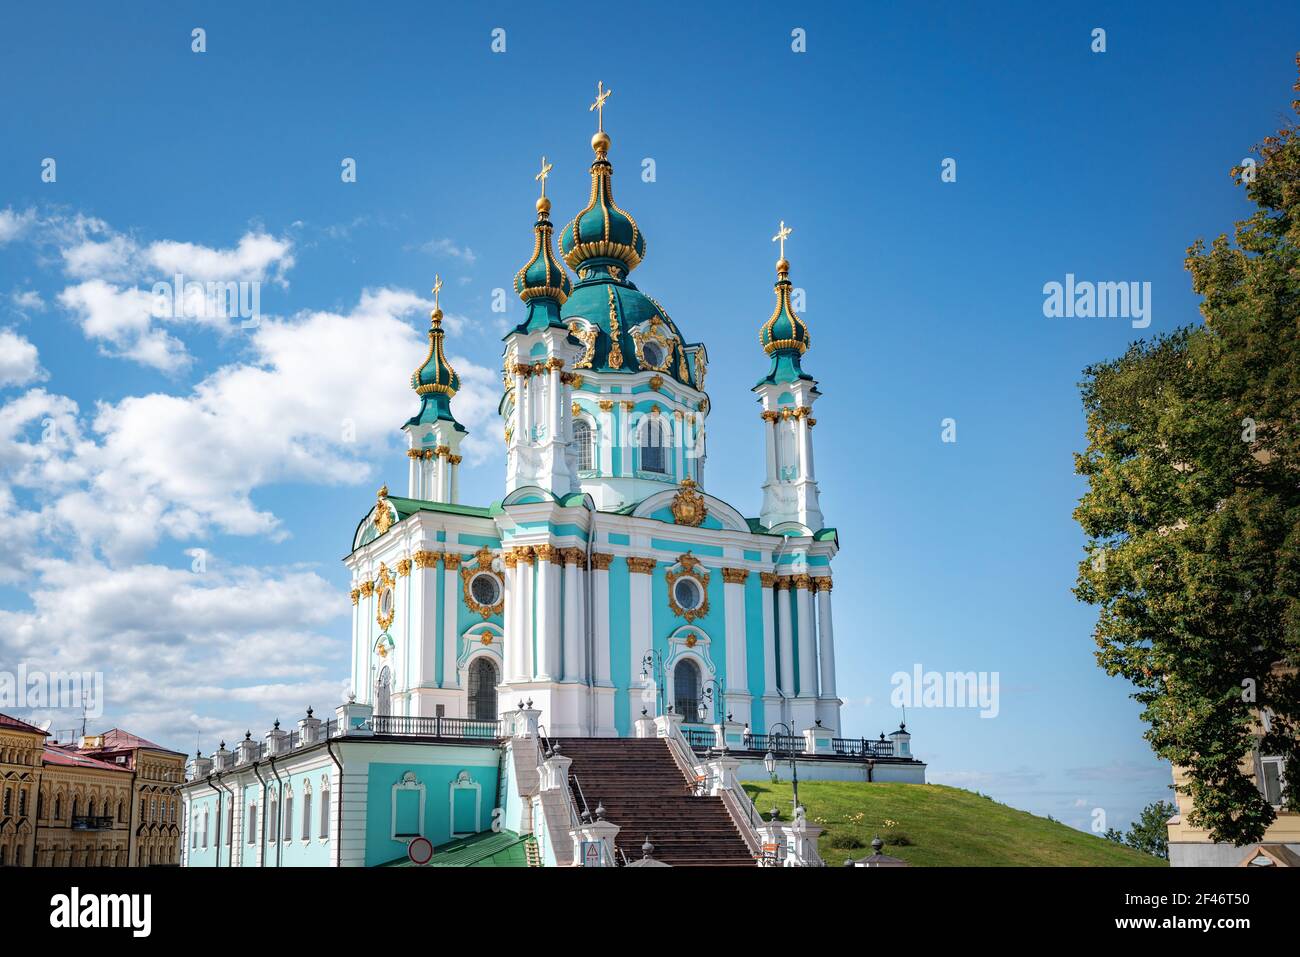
<box><xmin>553</xmin><ymin>737</ymin><xmax>756</xmax><ymax>867</ymax></box>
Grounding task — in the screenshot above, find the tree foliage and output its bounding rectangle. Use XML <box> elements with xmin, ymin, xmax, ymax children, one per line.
<box><xmin>1074</xmin><ymin>56</ymin><xmax>1300</xmax><ymax>845</ymax></box>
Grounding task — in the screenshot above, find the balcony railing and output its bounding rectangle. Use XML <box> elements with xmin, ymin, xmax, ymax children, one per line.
<box><xmin>832</xmin><ymin>737</ymin><xmax>895</xmax><ymax>758</ymax></box>
<box><xmin>682</xmin><ymin>728</ymin><xmax>717</xmax><ymax>752</ymax></box>
<box><xmin>368</xmin><ymin>714</ymin><xmax>503</xmax><ymax>741</ymax></box>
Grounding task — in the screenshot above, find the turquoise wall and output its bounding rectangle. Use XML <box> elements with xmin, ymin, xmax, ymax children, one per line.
<box><xmin>363</xmin><ymin>756</ymin><xmax>499</xmax><ymax>867</ymax></box>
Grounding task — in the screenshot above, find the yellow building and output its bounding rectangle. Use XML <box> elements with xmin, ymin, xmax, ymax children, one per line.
<box><xmin>0</xmin><ymin>714</ymin><xmax>46</xmax><ymax>867</ymax></box>
<box><xmin>1</xmin><ymin>714</ymin><xmax>186</xmax><ymax>867</ymax></box>
<box><xmin>79</xmin><ymin>729</ymin><xmax>186</xmax><ymax>866</ymax></box>
<box><xmin>35</xmin><ymin>742</ymin><xmax>134</xmax><ymax>866</ymax></box>
<box><xmin>1168</xmin><ymin>691</ymin><xmax>1297</xmax><ymax>867</ymax></box>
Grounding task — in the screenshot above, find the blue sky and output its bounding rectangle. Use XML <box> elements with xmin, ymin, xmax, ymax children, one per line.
<box><xmin>2</xmin><ymin>1</ymin><xmax>1296</xmax><ymax>834</ymax></box>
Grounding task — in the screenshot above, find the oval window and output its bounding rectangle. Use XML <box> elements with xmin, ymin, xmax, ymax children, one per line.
<box><xmin>378</xmin><ymin>588</ymin><xmax>394</xmax><ymax>619</ymax></box>
<box><xmin>470</xmin><ymin>572</ymin><xmax>502</xmax><ymax>607</ymax></box>
<box><xmin>673</xmin><ymin>577</ymin><xmax>702</xmax><ymax>611</ymax></box>
<box><xmin>642</xmin><ymin>342</ymin><xmax>664</xmax><ymax>368</ymax></box>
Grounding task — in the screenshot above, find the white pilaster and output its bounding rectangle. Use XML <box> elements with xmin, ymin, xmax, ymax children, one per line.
<box><xmin>536</xmin><ymin>548</ymin><xmax>559</xmax><ymax>681</ymax></box>
<box><xmin>795</xmin><ymin>577</ymin><xmax>817</xmax><ymax>698</ymax></box>
<box><xmin>505</xmin><ymin>557</ymin><xmax>524</xmax><ymax>682</ymax></box>
<box><xmin>593</xmin><ymin>556</ymin><xmax>612</xmax><ymax>686</ymax></box>
<box><xmin>562</xmin><ymin>551</ymin><xmax>585</xmax><ymax>682</ymax></box>
<box><xmin>628</xmin><ymin>558</ymin><xmax>653</xmax><ymax>716</ymax></box>
<box><xmin>776</xmin><ymin>580</ymin><xmax>795</xmax><ymax>697</ymax></box>
<box><xmin>442</xmin><ymin>555</ymin><xmax>461</xmax><ymax>691</ymax></box>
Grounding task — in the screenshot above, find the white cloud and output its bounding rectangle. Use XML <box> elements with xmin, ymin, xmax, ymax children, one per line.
<box><xmin>417</xmin><ymin>237</ymin><xmax>477</xmax><ymax>265</ymax></box>
<box><xmin>0</xmin><ymin>556</ymin><xmax>347</xmax><ymax>748</ymax></box>
<box><xmin>58</xmin><ymin>279</ymin><xmax>190</xmax><ymax>372</ymax></box>
<box><xmin>146</xmin><ymin>232</ymin><xmax>294</xmax><ymax>284</ymax></box>
<box><xmin>0</xmin><ymin>330</ymin><xmax>45</xmax><ymax>387</ymax></box>
<box><xmin>10</xmin><ymin>287</ymin><xmax>497</xmax><ymax>559</ymax></box>
<box><xmin>11</xmin><ymin>289</ymin><xmax>45</xmax><ymax>312</ymax></box>
<box><xmin>0</xmin><ymin>207</ymin><xmax>36</xmax><ymax>244</ymax></box>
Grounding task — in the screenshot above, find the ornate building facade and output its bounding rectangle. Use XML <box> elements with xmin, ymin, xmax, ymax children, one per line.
<box><xmin>346</xmin><ymin>100</ymin><xmax>841</xmax><ymax>741</ymax></box>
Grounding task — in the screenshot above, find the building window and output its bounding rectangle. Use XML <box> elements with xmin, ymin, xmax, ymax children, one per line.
<box><xmin>227</xmin><ymin>804</ymin><xmax>233</xmax><ymax>845</ymax></box>
<box><xmin>375</xmin><ymin>665</ymin><xmax>392</xmax><ymax>717</ymax></box>
<box><xmin>191</xmin><ymin>816</ymin><xmax>199</xmax><ymax>849</ymax></box>
<box><xmin>673</xmin><ymin>658</ymin><xmax>702</xmax><ymax>723</ymax></box>
<box><xmin>201</xmin><ymin>808</ymin><xmax>209</xmax><ymax>848</ymax></box>
<box><xmin>302</xmin><ymin>790</ymin><xmax>312</xmax><ymax>841</ymax></box>
<box><xmin>320</xmin><ymin>782</ymin><xmax>330</xmax><ymax>839</ymax></box>
<box><xmin>469</xmin><ymin>572</ymin><xmax>502</xmax><ymax>608</ymax></box>
<box><xmin>269</xmin><ymin>795</ymin><xmax>280</xmax><ymax>842</ymax></box>
<box><xmin>640</xmin><ymin>418</ymin><xmax>667</xmax><ymax>474</ymax></box>
<box><xmin>673</xmin><ymin>576</ymin><xmax>703</xmax><ymax>613</ymax></box>
<box><xmin>2</xmin><ymin>788</ymin><xmax>10</xmax><ymax>816</ymax></box>
<box><xmin>1260</xmin><ymin>756</ymin><xmax>1287</xmax><ymax>806</ymax></box>
<box><xmin>18</xmin><ymin>789</ymin><xmax>26</xmax><ymax>818</ymax></box>
<box><xmin>468</xmin><ymin>657</ymin><xmax>500</xmax><ymax>721</ymax></box>
<box><xmin>574</xmin><ymin>420</ymin><xmax>595</xmax><ymax>471</ymax></box>
<box><xmin>247</xmin><ymin>804</ymin><xmax>258</xmax><ymax>844</ymax></box>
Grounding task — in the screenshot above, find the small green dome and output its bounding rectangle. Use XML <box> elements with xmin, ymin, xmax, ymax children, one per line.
<box><xmin>411</xmin><ymin>309</ymin><xmax>460</xmax><ymax>397</ymax></box>
<box><xmin>559</xmin><ymin>276</ymin><xmax>699</xmax><ymax>387</ymax></box>
<box><xmin>559</xmin><ymin>134</ymin><xmax>647</xmax><ymax>275</ymax></box>
<box><xmin>514</xmin><ymin>198</ymin><xmax>572</xmax><ymax>305</ymax></box>
<box><xmin>760</xmin><ymin>259</ymin><xmax>810</xmax><ymax>356</ymax></box>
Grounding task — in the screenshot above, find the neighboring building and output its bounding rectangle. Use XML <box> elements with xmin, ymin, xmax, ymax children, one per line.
<box><xmin>0</xmin><ymin>714</ymin><xmax>186</xmax><ymax>867</ymax></box>
<box><xmin>1168</xmin><ymin>690</ymin><xmax>1296</xmax><ymax>867</ymax></box>
<box><xmin>180</xmin><ymin>89</ymin><xmax>924</xmax><ymax>867</ymax></box>
<box><xmin>0</xmin><ymin>713</ymin><xmax>46</xmax><ymax>867</ymax></box>
<box><xmin>78</xmin><ymin>729</ymin><xmax>186</xmax><ymax>866</ymax></box>
<box><xmin>36</xmin><ymin>743</ymin><xmax>133</xmax><ymax>866</ymax></box>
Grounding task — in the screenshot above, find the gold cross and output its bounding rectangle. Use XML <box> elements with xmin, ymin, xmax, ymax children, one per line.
<box><xmin>535</xmin><ymin>155</ymin><xmax>553</xmax><ymax>197</ymax></box>
<box><xmin>589</xmin><ymin>81</ymin><xmax>612</xmax><ymax>131</ymax></box>
<box><xmin>431</xmin><ymin>274</ymin><xmax>443</xmax><ymax>311</ymax></box>
<box><xmin>772</xmin><ymin>220</ymin><xmax>793</xmax><ymax>259</ymax></box>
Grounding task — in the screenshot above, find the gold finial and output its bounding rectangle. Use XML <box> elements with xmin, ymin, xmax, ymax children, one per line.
<box><xmin>589</xmin><ymin>81</ymin><xmax>612</xmax><ymax>131</ymax></box>
<box><xmin>535</xmin><ymin>156</ymin><xmax>553</xmax><ymax>215</ymax></box>
<box><xmin>589</xmin><ymin>81</ymin><xmax>612</xmax><ymax>155</ymax></box>
<box><xmin>772</xmin><ymin>220</ymin><xmax>793</xmax><ymax>262</ymax></box>
<box><xmin>430</xmin><ymin>274</ymin><xmax>444</xmax><ymax>325</ymax></box>
<box><xmin>377</xmin><ymin>484</ymin><xmax>389</xmax><ymax>500</ymax></box>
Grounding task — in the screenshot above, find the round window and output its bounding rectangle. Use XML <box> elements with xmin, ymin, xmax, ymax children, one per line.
<box><xmin>673</xmin><ymin>577</ymin><xmax>702</xmax><ymax>611</ymax></box>
<box><xmin>470</xmin><ymin>572</ymin><xmax>502</xmax><ymax>607</ymax></box>
<box><xmin>642</xmin><ymin>342</ymin><xmax>664</xmax><ymax>368</ymax></box>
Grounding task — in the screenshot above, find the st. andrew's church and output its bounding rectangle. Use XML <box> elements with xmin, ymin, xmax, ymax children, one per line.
<box><xmin>180</xmin><ymin>87</ymin><xmax>923</xmax><ymax>868</ymax></box>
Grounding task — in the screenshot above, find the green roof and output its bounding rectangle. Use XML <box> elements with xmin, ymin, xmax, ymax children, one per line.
<box><xmin>380</xmin><ymin>830</ymin><xmax>531</xmax><ymax>867</ymax></box>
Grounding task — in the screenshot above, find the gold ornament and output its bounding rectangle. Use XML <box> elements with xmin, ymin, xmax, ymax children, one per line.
<box><xmin>460</xmin><ymin>546</ymin><xmax>503</xmax><ymax>620</ymax></box>
<box><xmin>373</xmin><ymin>486</ymin><xmax>394</xmax><ymax>535</ymax></box>
<box><xmin>666</xmin><ymin>552</ymin><xmax>710</xmax><ymax>623</ymax></box>
<box><xmin>670</xmin><ymin>477</ymin><xmax>707</xmax><ymax>527</ymax></box>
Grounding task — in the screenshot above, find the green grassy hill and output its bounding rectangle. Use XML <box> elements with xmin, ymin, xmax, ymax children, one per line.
<box><xmin>741</xmin><ymin>780</ymin><xmax>1166</xmax><ymax>867</ymax></box>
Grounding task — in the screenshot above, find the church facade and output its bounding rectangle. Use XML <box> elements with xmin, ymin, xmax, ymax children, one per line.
<box><xmin>349</xmin><ymin>110</ymin><xmax>840</xmax><ymax>741</ymax></box>
<box><xmin>179</xmin><ymin>89</ymin><xmax>923</xmax><ymax>867</ymax></box>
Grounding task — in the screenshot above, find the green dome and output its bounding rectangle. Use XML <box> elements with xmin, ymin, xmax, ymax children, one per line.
<box><xmin>559</xmin><ymin>276</ymin><xmax>699</xmax><ymax>388</ymax></box>
<box><xmin>406</xmin><ymin>304</ymin><xmax>463</xmax><ymax>429</ymax></box>
<box><xmin>514</xmin><ymin>199</ymin><xmax>572</xmax><ymax>305</ymax></box>
<box><xmin>760</xmin><ymin>259</ymin><xmax>810</xmax><ymax>356</ymax></box>
<box><xmin>559</xmin><ymin>134</ymin><xmax>646</xmax><ymax>275</ymax></box>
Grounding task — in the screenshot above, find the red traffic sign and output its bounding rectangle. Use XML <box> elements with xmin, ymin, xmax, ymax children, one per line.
<box><xmin>407</xmin><ymin>837</ymin><xmax>434</xmax><ymax>866</ymax></box>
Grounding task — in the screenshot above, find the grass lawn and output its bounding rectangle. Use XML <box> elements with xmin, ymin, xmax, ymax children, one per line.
<box><xmin>741</xmin><ymin>780</ymin><xmax>1166</xmax><ymax>867</ymax></box>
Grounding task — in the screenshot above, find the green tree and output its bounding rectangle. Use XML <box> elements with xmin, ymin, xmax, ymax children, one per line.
<box><xmin>1123</xmin><ymin>800</ymin><xmax>1177</xmax><ymax>860</ymax></box>
<box><xmin>1074</xmin><ymin>56</ymin><xmax>1300</xmax><ymax>846</ymax></box>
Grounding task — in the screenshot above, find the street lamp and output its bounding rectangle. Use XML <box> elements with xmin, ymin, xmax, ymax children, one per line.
<box><xmin>700</xmin><ymin>677</ymin><xmax>725</xmax><ymax>727</ymax></box>
<box><xmin>762</xmin><ymin>722</ymin><xmax>800</xmax><ymax>814</ymax></box>
<box><xmin>639</xmin><ymin>650</ymin><xmax>666</xmax><ymax>718</ymax></box>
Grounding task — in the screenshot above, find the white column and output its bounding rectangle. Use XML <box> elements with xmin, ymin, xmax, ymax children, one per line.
<box><xmin>592</xmin><ymin>555</ymin><xmax>612</xmax><ymax>686</ymax></box>
<box><xmin>763</xmin><ymin>413</ymin><xmax>778</xmax><ymax>485</ymax></box>
<box><xmin>562</xmin><ymin>551</ymin><xmax>585</xmax><ymax>682</ymax></box>
<box><xmin>449</xmin><ymin>457</ymin><xmax>459</xmax><ymax>504</ymax></box>
<box><xmin>816</xmin><ymin>578</ymin><xmax>836</xmax><ymax>700</ymax></box>
<box><xmin>722</xmin><ymin>569</ymin><xmax>749</xmax><ymax>693</ymax></box>
<box><xmin>800</xmin><ymin>410</ymin><xmax>817</xmax><ymax>481</ymax></box>
<box><xmin>421</xmin><ymin>455</ymin><xmax>433</xmax><ymax>500</ymax></box>
<box><xmin>442</xmin><ymin>555</ymin><xmax>461</xmax><ymax>691</ymax></box>
<box><xmin>674</xmin><ymin>412</ymin><xmax>685</xmax><ymax>480</ymax></box>
<box><xmin>504</xmin><ymin>556</ymin><xmax>524</xmax><ymax>682</ymax></box>
<box><xmin>628</xmin><ymin>558</ymin><xmax>653</xmax><ymax>709</ymax></box>
<box><xmin>536</xmin><ymin>547</ymin><xmax>559</xmax><ymax>681</ymax></box>
<box><xmin>760</xmin><ymin>574</ymin><xmax>778</xmax><ymax>696</ymax></box>
<box><xmin>795</xmin><ymin>576</ymin><xmax>817</xmax><ymax>698</ymax></box>
<box><xmin>407</xmin><ymin>451</ymin><xmax>419</xmax><ymax>498</ymax></box>
<box><xmin>519</xmin><ymin>553</ymin><xmax>535</xmax><ymax>679</ymax></box>
<box><xmin>776</xmin><ymin>579</ymin><xmax>794</xmax><ymax>696</ymax></box>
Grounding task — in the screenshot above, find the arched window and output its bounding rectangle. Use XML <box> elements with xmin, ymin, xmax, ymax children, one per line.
<box><xmin>302</xmin><ymin>785</ymin><xmax>313</xmax><ymax>841</ymax></box>
<box><xmin>246</xmin><ymin>804</ymin><xmax>258</xmax><ymax>845</ymax></box>
<box><xmin>375</xmin><ymin>666</ymin><xmax>392</xmax><ymax>717</ymax></box>
<box><xmin>673</xmin><ymin>658</ymin><xmax>702</xmax><ymax>723</ymax></box>
<box><xmin>467</xmin><ymin>657</ymin><xmax>499</xmax><ymax>721</ymax></box>
<box><xmin>268</xmin><ymin>794</ymin><xmax>279</xmax><ymax>842</ymax></box>
<box><xmin>319</xmin><ymin>778</ymin><xmax>331</xmax><ymax>839</ymax></box>
<box><xmin>283</xmin><ymin>787</ymin><xmax>293</xmax><ymax>843</ymax></box>
<box><xmin>574</xmin><ymin>420</ymin><xmax>595</xmax><ymax>471</ymax></box>
<box><xmin>640</xmin><ymin>418</ymin><xmax>667</xmax><ymax>474</ymax></box>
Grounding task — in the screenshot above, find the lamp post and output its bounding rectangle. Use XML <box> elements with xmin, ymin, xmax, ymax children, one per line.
<box><xmin>700</xmin><ymin>677</ymin><xmax>725</xmax><ymax>727</ymax></box>
<box><xmin>639</xmin><ymin>650</ymin><xmax>666</xmax><ymax>718</ymax></box>
<box><xmin>762</xmin><ymin>722</ymin><xmax>800</xmax><ymax>814</ymax></box>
